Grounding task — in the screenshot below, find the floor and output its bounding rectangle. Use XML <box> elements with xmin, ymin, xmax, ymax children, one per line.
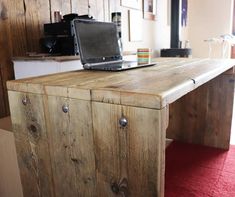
<box><xmin>165</xmin><ymin>142</ymin><xmax>235</xmax><ymax>197</ymax></box>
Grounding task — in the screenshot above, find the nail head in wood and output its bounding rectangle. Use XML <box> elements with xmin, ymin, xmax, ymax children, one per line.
<box><xmin>62</xmin><ymin>105</ymin><xmax>69</xmax><ymax>113</ymax></box>
<box><xmin>22</xmin><ymin>97</ymin><xmax>28</xmax><ymax>105</ymax></box>
<box><xmin>119</xmin><ymin>117</ymin><xmax>128</xmax><ymax>127</ymax></box>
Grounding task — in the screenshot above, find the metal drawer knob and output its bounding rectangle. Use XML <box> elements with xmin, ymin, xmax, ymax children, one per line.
<box><xmin>62</xmin><ymin>105</ymin><xmax>69</xmax><ymax>113</ymax></box>
<box><xmin>119</xmin><ymin>117</ymin><xmax>128</xmax><ymax>127</ymax></box>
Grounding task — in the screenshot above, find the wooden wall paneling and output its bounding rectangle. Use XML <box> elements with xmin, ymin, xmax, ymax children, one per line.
<box><xmin>0</xmin><ymin>60</ymin><xmax>14</xmax><ymax>117</ymax></box>
<box><xmin>167</xmin><ymin>72</ymin><xmax>235</xmax><ymax>150</ymax></box>
<box><xmin>8</xmin><ymin>91</ymin><xmax>54</xmax><ymax>197</ymax></box>
<box><xmin>37</xmin><ymin>0</ymin><xmax>51</xmax><ymax>24</ymax></box>
<box><xmin>0</xmin><ymin>0</ymin><xmax>14</xmax><ymax>117</ymax></box>
<box><xmin>89</xmin><ymin>0</ymin><xmax>111</xmax><ymax>21</ymax></box>
<box><xmin>50</xmin><ymin>0</ymin><xmax>71</xmax><ymax>19</ymax></box>
<box><xmin>7</xmin><ymin>0</ymin><xmax>27</xmax><ymax>56</ymax></box>
<box><xmin>88</xmin><ymin>0</ymin><xmax>98</xmax><ymax>20</ymax></box>
<box><xmin>0</xmin><ymin>17</ymin><xmax>15</xmax><ymax>116</ymax></box>
<box><xmin>0</xmin><ymin>0</ymin><xmax>13</xmax><ymax>57</ymax></box>
<box><xmin>23</xmin><ymin>0</ymin><xmax>43</xmax><ymax>53</ymax></box>
<box><xmin>23</xmin><ymin>0</ymin><xmax>51</xmax><ymax>53</ymax></box>
<box><xmin>70</xmin><ymin>0</ymin><xmax>80</xmax><ymax>14</ymax></box>
<box><xmin>0</xmin><ymin>74</ymin><xmax>6</xmax><ymax>117</ymax></box>
<box><xmin>72</xmin><ymin>0</ymin><xmax>88</xmax><ymax>15</ymax></box>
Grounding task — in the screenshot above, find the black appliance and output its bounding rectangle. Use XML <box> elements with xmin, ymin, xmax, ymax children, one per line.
<box><xmin>40</xmin><ymin>14</ymin><xmax>93</xmax><ymax>55</ymax></box>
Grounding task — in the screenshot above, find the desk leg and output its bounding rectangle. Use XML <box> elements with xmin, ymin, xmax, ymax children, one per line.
<box><xmin>92</xmin><ymin>102</ymin><xmax>168</xmax><ymax>197</ymax></box>
<box><xmin>167</xmin><ymin>72</ymin><xmax>235</xmax><ymax>150</ymax></box>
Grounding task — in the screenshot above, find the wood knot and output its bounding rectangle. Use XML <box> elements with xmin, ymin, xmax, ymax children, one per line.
<box><xmin>27</xmin><ymin>121</ymin><xmax>41</xmax><ymax>141</ymax></box>
<box><xmin>111</xmin><ymin>178</ymin><xmax>129</xmax><ymax>195</ymax></box>
<box><xmin>111</xmin><ymin>182</ymin><xmax>120</xmax><ymax>194</ymax></box>
<box><xmin>0</xmin><ymin>2</ymin><xmax>8</xmax><ymax>20</ymax></box>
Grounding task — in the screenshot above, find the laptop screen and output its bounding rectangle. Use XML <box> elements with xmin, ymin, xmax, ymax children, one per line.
<box><xmin>73</xmin><ymin>20</ymin><xmax>121</xmax><ymax>64</ymax></box>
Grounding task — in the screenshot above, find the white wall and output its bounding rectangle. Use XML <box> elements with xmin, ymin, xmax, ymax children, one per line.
<box><xmin>109</xmin><ymin>0</ymin><xmax>171</xmax><ymax>57</ymax></box>
<box><xmin>188</xmin><ymin>0</ymin><xmax>234</xmax><ymax>58</ymax></box>
<box><xmin>153</xmin><ymin>0</ymin><xmax>171</xmax><ymax>56</ymax></box>
<box><xmin>104</xmin><ymin>0</ymin><xmax>235</xmax><ymax>59</ymax></box>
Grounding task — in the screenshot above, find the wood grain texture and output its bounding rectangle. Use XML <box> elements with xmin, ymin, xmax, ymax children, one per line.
<box><xmin>0</xmin><ymin>0</ymin><xmax>14</xmax><ymax>117</ymax></box>
<box><xmin>50</xmin><ymin>0</ymin><xmax>71</xmax><ymax>19</ymax></box>
<box><xmin>45</xmin><ymin>96</ymin><xmax>96</xmax><ymax>197</ymax></box>
<box><xmin>0</xmin><ymin>0</ymin><xmax>112</xmax><ymax>117</ymax></box>
<box><xmin>8</xmin><ymin>91</ymin><xmax>54</xmax><ymax>197</ymax></box>
<box><xmin>7</xmin><ymin>0</ymin><xmax>27</xmax><ymax>56</ymax></box>
<box><xmin>92</xmin><ymin>102</ymin><xmax>167</xmax><ymax>196</ymax></box>
<box><xmin>167</xmin><ymin>73</ymin><xmax>235</xmax><ymax>149</ymax></box>
<box><xmin>7</xmin><ymin>58</ymin><xmax>235</xmax><ymax>196</ymax></box>
<box><xmin>7</xmin><ymin>58</ymin><xmax>235</xmax><ymax>110</ymax></box>
<box><xmin>73</xmin><ymin>0</ymin><xmax>88</xmax><ymax>15</ymax></box>
<box><xmin>24</xmin><ymin>0</ymin><xmax>50</xmax><ymax>52</ymax></box>
<box><xmin>0</xmin><ymin>75</ymin><xmax>6</xmax><ymax>117</ymax></box>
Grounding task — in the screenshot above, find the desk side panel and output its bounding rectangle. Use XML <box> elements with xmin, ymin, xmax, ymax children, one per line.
<box><xmin>167</xmin><ymin>72</ymin><xmax>235</xmax><ymax>149</ymax></box>
<box><xmin>92</xmin><ymin>102</ymin><xmax>167</xmax><ymax>196</ymax></box>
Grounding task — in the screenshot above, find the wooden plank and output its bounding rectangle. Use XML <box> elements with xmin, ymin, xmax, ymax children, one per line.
<box><xmin>0</xmin><ymin>56</ymin><xmax>14</xmax><ymax>117</ymax></box>
<box><xmin>167</xmin><ymin>73</ymin><xmax>235</xmax><ymax>149</ymax></box>
<box><xmin>92</xmin><ymin>102</ymin><xmax>121</xmax><ymax>196</ymax></box>
<box><xmin>88</xmin><ymin>0</ymin><xmax>98</xmax><ymax>20</ymax></box>
<box><xmin>0</xmin><ymin>74</ymin><xmax>6</xmax><ymax>118</ymax></box>
<box><xmin>0</xmin><ymin>0</ymin><xmax>14</xmax><ymax>117</ymax></box>
<box><xmin>8</xmin><ymin>91</ymin><xmax>54</xmax><ymax>197</ymax></box>
<box><xmin>0</xmin><ymin>0</ymin><xmax>13</xmax><ymax>58</ymax></box>
<box><xmin>88</xmin><ymin>0</ymin><xmax>109</xmax><ymax>21</ymax></box>
<box><xmin>72</xmin><ymin>0</ymin><xmax>88</xmax><ymax>15</ymax></box>
<box><xmin>37</xmin><ymin>0</ymin><xmax>51</xmax><ymax>24</ymax></box>
<box><xmin>7</xmin><ymin>0</ymin><xmax>27</xmax><ymax>56</ymax></box>
<box><xmin>50</xmin><ymin>0</ymin><xmax>71</xmax><ymax>19</ymax></box>
<box><xmin>92</xmin><ymin>102</ymin><xmax>166</xmax><ymax>196</ymax></box>
<box><xmin>23</xmin><ymin>0</ymin><xmax>50</xmax><ymax>52</ymax></box>
<box><xmin>45</xmin><ymin>96</ymin><xmax>95</xmax><ymax>197</ymax></box>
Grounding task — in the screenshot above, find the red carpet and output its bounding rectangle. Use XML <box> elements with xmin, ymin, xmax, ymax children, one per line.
<box><xmin>165</xmin><ymin>141</ymin><xmax>235</xmax><ymax>197</ymax></box>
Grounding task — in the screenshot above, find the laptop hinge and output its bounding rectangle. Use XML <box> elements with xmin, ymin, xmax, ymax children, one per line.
<box><xmin>84</xmin><ymin>60</ymin><xmax>123</xmax><ymax>68</ymax></box>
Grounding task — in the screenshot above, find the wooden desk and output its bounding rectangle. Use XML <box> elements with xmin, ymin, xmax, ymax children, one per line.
<box><xmin>7</xmin><ymin>58</ymin><xmax>235</xmax><ymax>197</ymax></box>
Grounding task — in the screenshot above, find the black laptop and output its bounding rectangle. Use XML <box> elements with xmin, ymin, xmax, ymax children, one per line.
<box><xmin>72</xmin><ymin>19</ymin><xmax>156</xmax><ymax>71</ymax></box>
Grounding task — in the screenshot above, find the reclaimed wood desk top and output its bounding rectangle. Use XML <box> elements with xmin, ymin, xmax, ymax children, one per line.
<box><xmin>7</xmin><ymin>58</ymin><xmax>235</xmax><ymax>109</ymax></box>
